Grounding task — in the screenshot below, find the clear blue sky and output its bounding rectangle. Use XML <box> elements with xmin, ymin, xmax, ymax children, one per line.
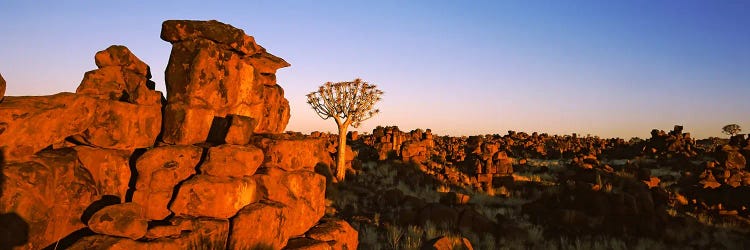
<box><xmin>1</xmin><ymin>1</ymin><xmax>748</xmax><ymax>139</ymax></box>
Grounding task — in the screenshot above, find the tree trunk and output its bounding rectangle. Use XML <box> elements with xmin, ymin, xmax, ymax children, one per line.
<box><xmin>336</xmin><ymin>125</ymin><xmax>348</xmax><ymax>182</ymax></box>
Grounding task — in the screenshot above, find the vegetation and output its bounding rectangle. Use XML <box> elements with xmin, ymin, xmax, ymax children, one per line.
<box><xmin>307</xmin><ymin>78</ymin><xmax>383</xmax><ymax>181</ymax></box>
<box><xmin>722</xmin><ymin>124</ymin><xmax>742</xmax><ymax>137</ymax></box>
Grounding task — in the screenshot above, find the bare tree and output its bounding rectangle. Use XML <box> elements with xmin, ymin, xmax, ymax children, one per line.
<box><xmin>307</xmin><ymin>78</ymin><xmax>383</xmax><ymax>181</ymax></box>
<box><xmin>722</xmin><ymin>124</ymin><xmax>742</xmax><ymax>137</ymax></box>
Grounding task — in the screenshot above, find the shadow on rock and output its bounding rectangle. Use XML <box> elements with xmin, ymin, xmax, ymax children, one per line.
<box><xmin>0</xmin><ymin>213</ymin><xmax>29</xmax><ymax>249</ymax></box>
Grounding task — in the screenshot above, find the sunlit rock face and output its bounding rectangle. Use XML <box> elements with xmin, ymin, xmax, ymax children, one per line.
<box><xmin>0</xmin><ymin>19</ymin><xmax>358</xmax><ymax>250</ymax></box>
<box><xmin>160</xmin><ymin>20</ymin><xmax>291</xmax><ymax>145</ymax></box>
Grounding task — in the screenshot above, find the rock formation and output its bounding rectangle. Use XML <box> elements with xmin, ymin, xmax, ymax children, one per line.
<box><xmin>0</xmin><ymin>20</ymin><xmax>356</xmax><ymax>250</ymax></box>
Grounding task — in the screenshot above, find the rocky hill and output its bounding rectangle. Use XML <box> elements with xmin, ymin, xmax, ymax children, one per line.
<box><xmin>0</xmin><ymin>20</ymin><xmax>356</xmax><ymax>250</ymax></box>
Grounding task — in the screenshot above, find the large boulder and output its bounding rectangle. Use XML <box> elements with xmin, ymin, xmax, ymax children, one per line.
<box><xmin>74</xmin><ymin>146</ymin><xmax>131</xmax><ymax>202</ymax></box>
<box><xmin>70</xmin><ymin>218</ymin><xmax>229</xmax><ymax>250</ymax></box>
<box><xmin>0</xmin><ymin>148</ymin><xmax>100</xmax><ymax>250</ymax></box>
<box><xmin>88</xmin><ymin>203</ymin><xmax>148</xmax><ymax>240</ymax></box>
<box><xmin>160</xmin><ymin>20</ymin><xmax>290</xmax><ymax>145</ymax></box>
<box><xmin>200</xmin><ymin>144</ymin><xmax>264</xmax><ymax>177</ymax></box>
<box><xmin>229</xmin><ymin>200</ymin><xmax>289</xmax><ymax>249</ymax></box>
<box><xmin>0</xmin><ymin>93</ymin><xmax>161</xmax><ymax>162</ymax></box>
<box><xmin>132</xmin><ymin>145</ymin><xmax>202</xmax><ymax>220</ymax></box>
<box><xmin>253</xmin><ymin>168</ymin><xmax>327</xmax><ymax>236</ymax></box>
<box><xmin>260</xmin><ymin>137</ymin><xmax>334</xmax><ymax>171</ymax></box>
<box><xmin>170</xmin><ymin>174</ymin><xmax>258</xmax><ymax>219</ymax></box>
<box><xmin>304</xmin><ymin>218</ymin><xmax>359</xmax><ymax>250</ymax></box>
<box><xmin>77</xmin><ymin>46</ymin><xmax>161</xmax><ymax>106</ymax></box>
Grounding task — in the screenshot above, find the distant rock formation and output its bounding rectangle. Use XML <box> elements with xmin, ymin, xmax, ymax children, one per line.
<box><xmin>0</xmin><ymin>20</ymin><xmax>356</xmax><ymax>250</ymax></box>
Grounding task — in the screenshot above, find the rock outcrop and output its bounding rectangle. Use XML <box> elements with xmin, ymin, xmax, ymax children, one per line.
<box><xmin>0</xmin><ymin>19</ymin><xmax>356</xmax><ymax>250</ymax></box>
<box><xmin>0</xmin><ymin>72</ymin><xmax>5</xmax><ymax>101</ymax></box>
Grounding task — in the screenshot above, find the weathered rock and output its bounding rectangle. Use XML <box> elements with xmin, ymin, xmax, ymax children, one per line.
<box><xmin>77</xmin><ymin>66</ymin><xmax>161</xmax><ymax>106</ymax></box>
<box><xmin>94</xmin><ymin>45</ymin><xmax>150</xmax><ymax>77</ymax></box>
<box><xmin>161</xmin><ymin>20</ymin><xmax>291</xmax><ymax>139</ymax></box>
<box><xmin>0</xmin><ymin>93</ymin><xmax>161</xmax><ymax>162</ymax></box>
<box><xmin>229</xmin><ymin>200</ymin><xmax>289</xmax><ymax>249</ymax></box>
<box><xmin>260</xmin><ymin>137</ymin><xmax>334</xmax><ymax>171</ymax></box>
<box><xmin>305</xmin><ymin>219</ymin><xmax>359</xmax><ymax>250</ymax></box>
<box><xmin>88</xmin><ymin>203</ymin><xmax>148</xmax><ymax>240</ymax></box>
<box><xmin>161</xmin><ymin>104</ymin><xmax>215</xmax><ymax>145</ymax></box>
<box><xmin>74</xmin><ymin>146</ymin><xmax>131</xmax><ymax>202</ymax></box>
<box><xmin>70</xmin><ymin>218</ymin><xmax>229</xmax><ymax>250</ymax></box>
<box><xmin>0</xmin><ymin>148</ymin><xmax>99</xmax><ymax>250</ymax></box>
<box><xmin>201</xmin><ymin>144</ymin><xmax>264</xmax><ymax>177</ymax></box>
<box><xmin>132</xmin><ymin>145</ymin><xmax>202</xmax><ymax>220</ymax></box>
<box><xmin>170</xmin><ymin>174</ymin><xmax>258</xmax><ymax>219</ymax></box>
<box><xmin>254</xmin><ymin>168</ymin><xmax>327</xmax><ymax>236</ymax></box>
<box><xmin>284</xmin><ymin>238</ymin><xmax>332</xmax><ymax>250</ymax></box>
<box><xmin>225</xmin><ymin>114</ymin><xmax>257</xmax><ymax>145</ymax></box>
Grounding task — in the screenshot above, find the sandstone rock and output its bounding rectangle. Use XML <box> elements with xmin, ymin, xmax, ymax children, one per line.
<box><xmin>81</xmin><ymin>99</ymin><xmax>161</xmax><ymax>149</ymax></box>
<box><xmin>132</xmin><ymin>145</ymin><xmax>202</xmax><ymax>220</ymax></box>
<box><xmin>225</xmin><ymin>114</ymin><xmax>257</xmax><ymax>145</ymax></box>
<box><xmin>94</xmin><ymin>45</ymin><xmax>150</xmax><ymax>77</ymax></box>
<box><xmin>201</xmin><ymin>144</ymin><xmax>264</xmax><ymax>177</ymax></box>
<box><xmin>77</xmin><ymin>66</ymin><xmax>161</xmax><ymax>106</ymax></box>
<box><xmin>254</xmin><ymin>168</ymin><xmax>327</xmax><ymax>236</ymax></box>
<box><xmin>70</xmin><ymin>218</ymin><xmax>229</xmax><ymax>250</ymax></box>
<box><xmin>74</xmin><ymin>146</ymin><xmax>131</xmax><ymax>202</ymax></box>
<box><xmin>261</xmin><ymin>137</ymin><xmax>334</xmax><ymax>171</ymax></box>
<box><xmin>229</xmin><ymin>200</ymin><xmax>288</xmax><ymax>249</ymax></box>
<box><xmin>305</xmin><ymin>219</ymin><xmax>359</xmax><ymax>250</ymax></box>
<box><xmin>0</xmin><ymin>148</ymin><xmax>99</xmax><ymax>249</ymax></box>
<box><xmin>161</xmin><ymin>104</ymin><xmax>214</xmax><ymax>145</ymax></box>
<box><xmin>161</xmin><ymin>20</ymin><xmax>265</xmax><ymax>56</ymax></box>
<box><xmin>88</xmin><ymin>203</ymin><xmax>148</xmax><ymax>240</ymax></box>
<box><xmin>170</xmin><ymin>174</ymin><xmax>258</xmax><ymax>219</ymax></box>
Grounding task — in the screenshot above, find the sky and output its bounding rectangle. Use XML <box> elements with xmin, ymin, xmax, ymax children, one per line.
<box><xmin>1</xmin><ymin>1</ymin><xmax>748</xmax><ymax>139</ymax></box>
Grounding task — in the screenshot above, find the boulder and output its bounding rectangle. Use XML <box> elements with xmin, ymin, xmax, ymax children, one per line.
<box><xmin>70</xmin><ymin>218</ymin><xmax>229</xmax><ymax>250</ymax></box>
<box><xmin>200</xmin><ymin>144</ymin><xmax>264</xmax><ymax>177</ymax></box>
<box><xmin>170</xmin><ymin>174</ymin><xmax>258</xmax><ymax>219</ymax></box>
<box><xmin>225</xmin><ymin>114</ymin><xmax>257</xmax><ymax>145</ymax></box>
<box><xmin>423</xmin><ymin>236</ymin><xmax>474</xmax><ymax>250</ymax></box>
<box><xmin>0</xmin><ymin>93</ymin><xmax>160</xmax><ymax>162</ymax></box>
<box><xmin>260</xmin><ymin>137</ymin><xmax>334</xmax><ymax>171</ymax></box>
<box><xmin>94</xmin><ymin>45</ymin><xmax>150</xmax><ymax>77</ymax></box>
<box><xmin>254</xmin><ymin>168</ymin><xmax>327</xmax><ymax>236</ymax></box>
<box><xmin>284</xmin><ymin>238</ymin><xmax>332</xmax><ymax>250</ymax></box>
<box><xmin>133</xmin><ymin>145</ymin><xmax>202</xmax><ymax>220</ymax></box>
<box><xmin>161</xmin><ymin>104</ymin><xmax>214</xmax><ymax>145</ymax></box>
<box><xmin>0</xmin><ymin>148</ymin><xmax>99</xmax><ymax>250</ymax></box>
<box><xmin>88</xmin><ymin>203</ymin><xmax>148</xmax><ymax>240</ymax></box>
<box><xmin>305</xmin><ymin>219</ymin><xmax>359</xmax><ymax>250</ymax></box>
<box><xmin>161</xmin><ymin>20</ymin><xmax>264</xmax><ymax>56</ymax></box>
<box><xmin>229</xmin><ymin>200</ymin><xmax>289</xmax><ymax>249</ymax></box>
<box><xmin>74</xmin><ymin>146</ymin><xmax>131</xmax><ymax>202</ymax></box>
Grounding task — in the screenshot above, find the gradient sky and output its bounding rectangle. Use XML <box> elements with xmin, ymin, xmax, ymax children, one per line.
<box><xmin>1</xmin><ymin>1</ymin><xmax>748</xmax><ymax>139</ymax></box>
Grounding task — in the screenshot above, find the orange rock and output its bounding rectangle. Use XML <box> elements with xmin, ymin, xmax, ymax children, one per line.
<box><xmin>70</xmin><ymin>218</ymin><xmax>229</xmax><ymax>250</ymax></box>
<box><xmin>88</xmin><ymin>203</ymin><xmax>148</xmax><ymax>240</ymax></box>
<box><xmin>260</xmin><ymin>137</ymin><xmax>334</xmax><ymax>171</ymax></box>
<box><xmin>201</xmin><ymin>144</ymin><xmax>264</xmax><ymax>177</ymax></box>
<box><xmin>161</xmin><ymin>104</ymin><xmax>214</xmax><ymax>145</ymax></box>
<box><xmin>170</xmin><ymin>174</ymin><xmax>258</xmax><ymax>219</ymax></box>
<box><xmin>229</xmin><ymin>200</ymin><xmax>289</xmax><ymax>249</ymax></box>
<box><xmin>305</xmin><ymin>219</ymin><xmax>359</xmax><ymax>250</ymax></box>
<box><xmin>77</xmin><ymin>66</ymin><xmax>161</xmax><ymax>106</ymax></box>
<box><xmin>132</xmin><ymin>145</ymin><xmax>202</xmax><ymax>220</ymax></box>
<box><xmin>253</xmin><ymin>168</ymin><xmax>326</xmax><ymax>236</ymax></box>
<box><xmin>0</xmin><ymin>148</ymin><xmax>99</xmax><ymax>249</ymax></box>
<box><xmin>161</xmin><ymin>20</ymin><xmax>266</xmax><ymax>56</ymax></box>
<box><xmin>424</xmin><ymin>236</ymin><xmax>474</xmax><ymax>250</ymax></box>
<box><xmin>74</xmin><ymin>146</ymin><xmax>131</xmax><ymax>202</ymax></box>
<box><xmin>94</xmin><ymin>45</ymin><xmax>150</xmax><ymax>77</ymax></box>
<box><xmin>81</xmin><ymin>98</ymin><xmax>161</xmax><ymax>150</ymax></box>
<box><xmin>225</xmin><ymin>115</ymin><xmax>257</xmax><ymax>145</ymax></box>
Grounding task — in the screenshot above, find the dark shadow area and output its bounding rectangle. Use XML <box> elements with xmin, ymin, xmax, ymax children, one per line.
<box><xmin>41</xmin><ymin>228</ymin><xmax>94</xmax><ymax>250</ymax></box>
<box><xmin>80</xmin><ymin>195</ymin><xmax>121</xmax><ymax>225</ymax></box>
<box><xmin>125</xmin><ymin>148</ymin><xmax>148</xmax><ymax>202</ymax></box>
<box><xmin>0</xmin><ymin>212</ymin><xmax>29</xmax><ymax>250</ymax></box>
<box><xmin>314</xmin><ymin>162</ymin><xmax>334</xmax><ymax>185</ymax></box>
<box><xmin>206</xmin><ymin>116</ymin><xmax>232</xmax><ymax>144</ymax></box>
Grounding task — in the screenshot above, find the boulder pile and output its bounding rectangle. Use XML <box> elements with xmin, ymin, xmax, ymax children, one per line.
<box><xmin>0</xmin><ymin>20</ymin><xmax>356</xmax><ymax>250</ymax></box>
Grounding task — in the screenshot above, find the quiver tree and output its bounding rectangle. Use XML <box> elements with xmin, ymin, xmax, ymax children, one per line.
<box><xmin>307</xmin><ymin>78</ymin><xmax>383</xmax><ymax>181</ymax></box>
<box><xmin>722</xmin><ymin>124</ymin><xmax>742</xmax><ymax>137</ymax></box>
